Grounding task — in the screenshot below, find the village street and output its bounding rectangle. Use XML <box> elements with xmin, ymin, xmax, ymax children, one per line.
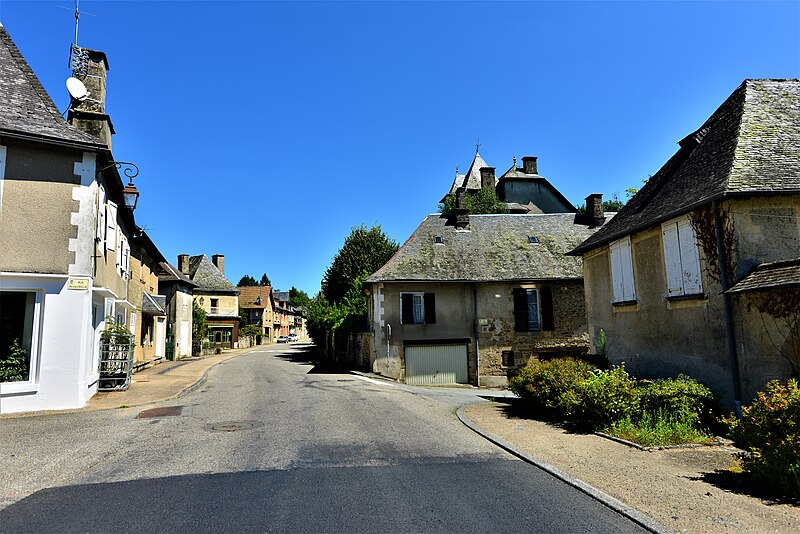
<box><xmin>0</xmin><ymin>344</ymin><xmax>648</xmax><ymax>533</ymax></box>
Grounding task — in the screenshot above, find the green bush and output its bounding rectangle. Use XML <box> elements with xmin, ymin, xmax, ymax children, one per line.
<box><xmin>639</xmin><ymin>374</ymin><xmax>716</xmax><ymax>428</ymax></box>
<box><xmin>0</xmin><ymin>339</ymin><xmax>29</xmax><ymax>382</ymax></box>
<box><xmin>573</xmin><ymin>366</ymin><xmax>639</xmax><ymax>428</ymax></box>
<box><xmin>724</xmin><ymin>379</ymin><xmax>800</xmax><ymax>497</ymax></box>
<box><xmin>509</xmin><ymin>357</ymin><xmax>596</xmax><ymax>419</ymax></box>
<box><xmin>608</xmin><ymin>410</ymin><xmax>715</xmax><ymax>448</ymax></box>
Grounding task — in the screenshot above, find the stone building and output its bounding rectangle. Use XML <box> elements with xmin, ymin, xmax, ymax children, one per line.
<box><xmin>181</xmin><ymin>254</ymin><xmax>239</xmax><ymax>349</ymax></box>
<box><xmin>365</xmin><ymin>205</ymin><xmax>610</xmax><ymax>387</ymax></box>
<box><xmin>570</xmin><ymin>79</ymin><xmax>800</xmax><ymax>408</ymax></box>
<box><xmin>157</xmin><ymin>259</ymin><xmax>197</xmax><ymax>359</ymax></box>
<box><xmin>238</xmin><ymin>285</ymin><xmax>276</xmax><ymax>344</ymax></box>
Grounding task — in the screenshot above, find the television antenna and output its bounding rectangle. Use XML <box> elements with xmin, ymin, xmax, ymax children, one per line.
<box><xmin>58</xmin><ymin>1</ymin><xmax>95</xmax><ymax>76</ymax></box>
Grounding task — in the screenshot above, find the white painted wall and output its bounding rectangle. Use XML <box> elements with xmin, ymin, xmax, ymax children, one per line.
<box><xmin>0</xmin><ymin>274</ymin><xmax>98</xmax><ymax>414</ymax></box>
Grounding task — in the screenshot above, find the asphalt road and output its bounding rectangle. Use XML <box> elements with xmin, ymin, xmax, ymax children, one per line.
<box><xmin>0</xmin><ymin>344</ymin><xmax>648</xmax><ymax>533</ymax></box>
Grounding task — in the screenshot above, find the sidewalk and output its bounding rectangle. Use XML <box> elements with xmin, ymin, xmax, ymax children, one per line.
<box><xmin>461</xmin><ymin>401</ymin><xmax>799</xmax><ymax>534</ymax></box>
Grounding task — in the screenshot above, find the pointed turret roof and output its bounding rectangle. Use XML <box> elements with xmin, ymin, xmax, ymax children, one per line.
<box><xmin>440</xmin><ymin>151</ymin><xmax>491</xmax><ymax>203</ymax></box>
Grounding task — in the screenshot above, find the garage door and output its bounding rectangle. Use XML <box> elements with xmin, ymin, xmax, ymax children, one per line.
<box><xmin>405</xmin><ymin>344</ymin><xmax>468</xmax><ymax>385</ymax></box>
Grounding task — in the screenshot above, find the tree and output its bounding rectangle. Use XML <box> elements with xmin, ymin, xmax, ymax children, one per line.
<box><xmin>237</xmin><ymin>275</ymin><xmax>257</xmax><ymax>287</ymax></box>
<box><xmin>321</xmin><ymin>225</ymin><xmax>399</xmax><ymax>304</ymax></box>
<box><xmin>259</xmin><ymin>273</ymin><xmax>271</xmax><ymax>286</ymax></box>
<box><xmin>439</xmin><ymin>188</ymin><xmax>508</xmax><ymax>215</ymax></box>
<box><xmin>191</xmin><ymin>300</ymin><xmax>207</xmax><ymax>354</ymax></box>
<box><xmin>290</xmin><ymin>286</ymin><xmax>312</xmax><ymax>308</ymax></box>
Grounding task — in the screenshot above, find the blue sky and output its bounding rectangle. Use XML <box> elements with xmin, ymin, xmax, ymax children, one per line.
<box><xmin>1</xmin><ymin>1</ymin><xmax>798</xmax><ymax>295</ymax></box>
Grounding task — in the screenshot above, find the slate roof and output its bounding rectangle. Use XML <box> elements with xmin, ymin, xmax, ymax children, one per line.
<box><xmin>188</xmin><ymin>254</ymin><xmax>238</xmax><ymax>294</ymax></box>
<box><xmin>728</xmin><ymin>259</ymin><xmax>800</xmax><ymax>293</ymax></box>
<box><xmin>366</xmin><ymin>213</ymin><xmax>608</xmax><ymax>283</ymax></box>
<box><xmin>0</xmin><ymin>24</ymin><xmax>104</xmax><ymax>148</ymax></box>
<box><xmin>142</xmin><ymin>292</ymin><xmax>166</xmax><ymax>315</ymax></box>
<box><xmin>157</xmin><ymin>261</ymin><xmax>198</xmax><ymax>287</ymax></box>
<box><xmin>497</xmin><ymin>163</ymin><xmax>577</xmax><ymax>214</ymax></box>
<box><xmin>440</xmin><ymin>152</ymin><xmax>491</xmax><ymax>203</ymax></box>
<box><xmin>238</xmin><ymin>286</ymin><xmax>274</xmax><ymax>309</ymax></box>
<box><xmin>571</xmin><ymin>79</ymin><xmax>800</xmax><ymax>255</ymax></box>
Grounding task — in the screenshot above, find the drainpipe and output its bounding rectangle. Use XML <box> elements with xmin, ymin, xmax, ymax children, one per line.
<box><xmin>713</xmin><ymin>199</ymin><xmax>743</xmax><ymax>416</ymax></box>
<box><xmin>473</xmin><ymin>283</ymin><xmax>480</xmax><ymax>387</ymax></box>
<box><xmin>386</xmin><ymin>323</ymin><xmax>391</xmax><ymax>377</ymax></box>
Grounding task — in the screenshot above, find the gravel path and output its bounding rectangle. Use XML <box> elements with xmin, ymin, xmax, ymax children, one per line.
<box><xmin>463</xmin><ymin>402</ymin><xmax>799</xmax><ymax>534</ymax></box>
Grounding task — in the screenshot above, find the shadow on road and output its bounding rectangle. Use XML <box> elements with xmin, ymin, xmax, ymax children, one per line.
<box><xmin>272</xmin><ymin>345</ymin><xmax>356</xmax><ymax>375</ymax></box>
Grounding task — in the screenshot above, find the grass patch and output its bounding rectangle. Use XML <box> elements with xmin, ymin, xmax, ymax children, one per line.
<box><xmin>605</xmin><ymin>411</ymin><xmax>716</xmax><ymax>447</ymax></box>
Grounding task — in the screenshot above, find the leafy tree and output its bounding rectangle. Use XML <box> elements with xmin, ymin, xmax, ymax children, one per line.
<box><xmin>290</xmin><ymin>286</ymin><xmax>312</xmax><ymax>308</ymax></box>
<box><xmin>322</xmin><ymin>225</ymin><xmax>399</xmax><ymax>304</ymax></box>
<box><xmin>259</xmin><ymin>273</ymin><xmax>271</xmax><ymax>286</ymax></box>
<box><xmin>439</xmin><ymin>188</ymin><xmax>508</xmax><ymax>215</ymax></box>
<box><xmin>192</xmin><ymin>300</ymin><xmax>207</xmax><ymax>354</ymax></box>
<box><xmin>237</xmin><ymin>275</ymin><xmax>257</xmax><ymax>287</ymax></box>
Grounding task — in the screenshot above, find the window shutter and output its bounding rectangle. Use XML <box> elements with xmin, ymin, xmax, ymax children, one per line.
<box><xmin>662</xmin><ymin>222</ymin><xmax>684</xmax><ymax>296</ymax></box>
<box><xmin>106</xmin><ymin>202</ymin><xmax>117</xmax><ymax>252</ymax></box>
<box><xmin>619</xmin><ymin>238</ymin><xmax>636</xmax><ymax>302</ymax></box>
<box><xmin>401</xmin><ymin>294</ymin><xmax>414</xmax><ymax>324</ymax></box>
<box><xmin>540</xmin><ymin>287</ymin><xmax>554</xmax><ymax>331</ymax></box>
<box><xmin>96</xmin><ymin>187</ymin><xmax>106</xmax><ymax>251</ymax></box>
<box><xmin>610</xmin><ymin>242</ymin><xmax>625</xmax><ymax>302</ymax></box>
<box><xmin>678</xmin><ymin>219</ymin><xmax>702</xmax><ymax>295</ymax></box>
<box><xmin>513</xmin><ymin>288</ymin><xmax>529</xmax><ymax>331</ymax></box>
<box><xmin>424</xmin><ymin>293</ymin><xmax>436</xmax><ymax>324</ymax></box>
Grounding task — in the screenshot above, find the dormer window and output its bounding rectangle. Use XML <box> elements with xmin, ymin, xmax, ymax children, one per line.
<box><xmin>433</xmin><ymin>236</ymin><xmax>444</xmax><ymax>244</ymax></box>
<box><xmin>528</xmin><ymin>236</ymin><xmax>539</xmax><ymax>244</ymax></box>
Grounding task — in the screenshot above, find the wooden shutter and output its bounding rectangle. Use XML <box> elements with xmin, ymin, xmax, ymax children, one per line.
<box><xmin>678</xmin><ymin>219</ymin><xmax>702</xmax><ymax>295</ymax></box>
<box><xmin>513</xmin><ymin>288</ymin><xmax>529</xmax><ymax>331</ymax></box>
<box><xmin>401</xmin><ymin>294</ymin><xmax>414</xmax><ymax>324</ymax></box>
<box><xmin>106</xmin><ymin>201</ymin><xmax>117</xmax><ymax>252</ymax></box>
<box><xmin>96</xmin><ymin>187</ymin><xmax>106</xmax><ymax>251</ymax></box>
<box><xmin>424</xmin><ymin>293</ymin><xmax>436</xmax><ymax>324</ymax></box>
<box><xmin>540</xmin><ymin>287</ymin><xmax>554</xmax><ymax>331</ymax></box>
<box><xmin>662</xmin><ymin>222</ymin><xmax>684</xmax><ymax>296</ymax></box>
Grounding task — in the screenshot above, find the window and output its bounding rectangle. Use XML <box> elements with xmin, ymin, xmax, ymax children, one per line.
<box><xmin>502</xmin><ymin>350</ymin><xmax>515</xmax><ymax>367</ymax></box>
<box><xmin>609</xmin><ymin>237</ymin><xmax>636</xmax><ymax>303</ymax></box>
<box><xmin>0</xmin><ymin>291</ymin><xmax>38</xmax><ymax>383</ymax></box>
<box><xmin>662</xmin><ymin>218</ymin><xmax>702</xmax><ymax>297</ymax></box>
<box><xmin>400</xmin><ymin>293</ymin><xmax>436</xmax><ymax>325</ymax></box>
<box><xmin>513</xmin><ymin>287</ymin><xmax>554</xmax><ymax>332</ymax></box>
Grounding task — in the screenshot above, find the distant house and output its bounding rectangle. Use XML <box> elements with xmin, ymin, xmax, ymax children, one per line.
<box><xmin>570</xmin><ymin>79</ymin><xmax>800</xmax><ymax>408</ymax></box>
<box><xmin>441</xmin><ymin>150</ymin><xmax>577</xmax><ymax>214</ymax></box>
<box><xmin>181</xmin><ymin>254</ymin><xmax>240</xmax><ymax>349</ymax></box>
<box><xmin>238</xmin><ymin>285</ymin><xmax>276</xmax><ymax>344</ymax></box>
<box><xmin>129</xmin><ymin>230</ymin><xmax>168</xmax><ymax>369</ymax></box>
<box><xmin>365</xmin><ymin>201</ymin><xmax>610</xmax><ymax>387</ymax></box>
<box><xmin>157</xmin><ymin>259</ymin><xmax>197</xmax><ymax>359</ymax></box>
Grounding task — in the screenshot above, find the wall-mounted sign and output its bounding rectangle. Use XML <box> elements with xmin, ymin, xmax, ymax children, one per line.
<box><xmin>67</xmin><ymin>278</ymin><xmax>90</xmax><ymax>290</ymax></box>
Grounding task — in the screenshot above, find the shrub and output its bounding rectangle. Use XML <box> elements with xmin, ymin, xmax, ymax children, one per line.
<box><xmin>573</xmin><ymin>366</ymin><xmax>639</xmax><ymax>429</ymax></box>
<box><xmin>509</xmin><ymin>357</ymin><xmax>596</xmax><ymax>419</ymax></box>
<box><xmin>724</xmin><ymin>379</ymin><xmax>800</xmax><ymax>497</ymax></box>
<box><xmin>608</xmin><ymin>410</ymin><xmax>715</xmax><ymax>448</ymax></box>
<box><xmin>639</xmin><ymin>374</ymin><xmax>716</xmax><ymax>428</ymax></box>
<box><xmin>0</xmin><ymin>339</ymin><xmax>29</xmax><ymax>382</ymax></box>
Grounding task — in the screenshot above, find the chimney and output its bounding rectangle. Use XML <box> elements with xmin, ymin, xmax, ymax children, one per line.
<box><xmin>67</xmin><ymin>48</ymin><xmax>115</xmax><ymax>149</ymax></box>
<box><xmin>212</xmin><ymin>254</ymin><xmax>225</xmax><ymax>274</ymax></box>
<box><xmin>585</xmin><ymin>194</ymin><xmax>605</xmax><ymax>226</ymax></box>
<box><xmin>178</xmin><ymin>254</ymin><xmax>190</xmax><ymax>275</ymax></box>
<box><xmin>522</xmin><ymin>156</ymin><xmax>538</xmax><ymax>175</ymax></box>
<box><xmin>479</xmin><ymin>166</ymin><xmax>496</xmax><ymax>191</ymax></box>
<box><xmin>455</xmin><ymin>188</ymin><xmax>470</xmax><ymax>230</ymax></box>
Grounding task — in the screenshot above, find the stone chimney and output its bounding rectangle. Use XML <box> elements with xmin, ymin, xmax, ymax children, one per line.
<box><xmin>212</xmin><ymin>254</ymin><xmax>225</xmax><ymax>274</ymax></box>
<box><xmin>479</xmin><ymin>166</ymin><xmax>496</xmax><ymax>190</ymax></box>
<box><xmin>67</xmin><ymin>48</ymin><xmax>115</xmax><ymax>148</ymax></box>
<box><xmin>585</xmin><ymin>194</ymin><xmax>605</xmax><ymax>226</ymax></box>
<box><xmin>455</xmin><ymin>188</ymin><xmax>470</xmax><ymax>230</ymax></box>
<box><xmin>178</xmin><ymin>254</ymin><xmax>190</xmax><ymax>275</ymax></box>
<box><xmin>522</xmin><ymin>156</ymin><xmax>538</xmax><ymax>175</ymax></box>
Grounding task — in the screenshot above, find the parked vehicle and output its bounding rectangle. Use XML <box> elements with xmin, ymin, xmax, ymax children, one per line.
<box><xmin>277</xmin><ymin>335</ymin><xmax>289</xmax><ymax>343</ymax></box>
<box><xmin>288</xmin><ymin>333</ymin><xmax>298</xmax><ymax>342</ymax></box>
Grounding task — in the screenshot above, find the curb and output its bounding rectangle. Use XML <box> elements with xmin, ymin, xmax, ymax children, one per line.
<box><xmin>456</xmin><ymin>406</ymin><xmax>675</xmax><ymax>534</ymax></box>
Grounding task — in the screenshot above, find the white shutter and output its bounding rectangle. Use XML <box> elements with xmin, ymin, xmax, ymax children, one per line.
<box><xmin>96</xmin><ymin>187</ymin><xmax>106</xmax><ymax>251</ymax></box>
<box><xmin>116</xmin><ymin>229</ymin><xmax>123</xmax><ymax>269</ymax></box>
<box><xmin>678</xmin><ymin>219</ymin><xmax>703</xmax><ymax>295</ymax></box>
<box><xmin>662</xmin><ymin>222</ymin><xmax>684</xmax><ymax>296</ymax></box>
<box><xmin>106</xmin><ymin>201</ymin><xmax>117</xmax><ymax>252</ymax></box>
<box><xmin>129</xmin><ymin>312</ymin><xmax>136</xmax><ymax>336</ymax></box>
<box><xmin>610</xmin><ymin>238</ymin><xmax>636</xmax><ymax>303</ymax></box>
<box><xmin>124</xmin><ymin>237</ymin><xmax>131</xmax><ymax>277</ymax></box>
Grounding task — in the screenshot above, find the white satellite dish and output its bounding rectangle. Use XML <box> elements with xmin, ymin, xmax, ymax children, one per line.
<box><xmin>66</xmin><ymin>77</ymin><xmax>90</xmax><ymax>100</ymax></box>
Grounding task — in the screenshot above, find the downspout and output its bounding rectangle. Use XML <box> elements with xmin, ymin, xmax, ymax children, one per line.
<box><xmin>473</xmin><ymin>283</ymin><xmax>480</xmax><ymax>387</ymax></box>
<box><xmin>386</xmin><ymin>323</ymin><xmax>391</xmax><ymax>377</ymax></box>
<box><xmin>713</xmin><ymin>199</ymin><xmax>743</xmax><ymax>416</ymax></box>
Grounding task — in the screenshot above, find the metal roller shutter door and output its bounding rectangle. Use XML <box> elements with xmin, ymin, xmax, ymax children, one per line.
<box><xmin>405</xmin><ymin>344</ymin><xmax>468</xmax><ymax>385</ymax></box>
